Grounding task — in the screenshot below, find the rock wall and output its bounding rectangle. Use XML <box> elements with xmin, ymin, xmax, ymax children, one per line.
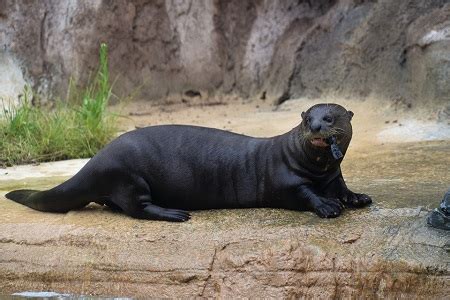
<box><xmin>1</xmin><ymin>0</ymin><xmax>450</xmax><ymax>106</ymax></box>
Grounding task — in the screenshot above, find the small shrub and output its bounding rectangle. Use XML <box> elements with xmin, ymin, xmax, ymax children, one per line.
<box><xmin>0</xmin><ymin>43</ymin><xmax>117</xmax><ymax>166</ymax></box>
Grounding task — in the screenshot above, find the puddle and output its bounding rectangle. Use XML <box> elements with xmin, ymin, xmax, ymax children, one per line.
<box><xmin>12</xmin><ymin>291</ymin><xmax>71</xmax><ymax>298</ymax></box>
<box><xmin>11</xmin><ymin>291</ymin><xmax>131</xmax><ymax>299</ymax></box>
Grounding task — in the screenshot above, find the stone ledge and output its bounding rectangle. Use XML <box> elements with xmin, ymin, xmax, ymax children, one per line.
<box><xmin>0</xmin><ymin>204</ymin><xmax>448</xmax><ymax>298</ymax></box>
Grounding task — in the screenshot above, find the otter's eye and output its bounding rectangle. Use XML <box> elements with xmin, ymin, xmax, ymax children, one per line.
<box><xmin>323</xmin><ymin>116</ymin><xmax>333</xmax><ymax>123</ymax></box>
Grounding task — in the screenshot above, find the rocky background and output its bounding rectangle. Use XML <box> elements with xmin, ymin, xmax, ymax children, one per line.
<box><xmin>1</xmin><ymin>0</ymin><xmax>450</xmax><ymax>107</ymax></box>
<box><xmin>1</xmin><ymin>2</ymin><xmax>450</xmax><ymax>296</ymax></box>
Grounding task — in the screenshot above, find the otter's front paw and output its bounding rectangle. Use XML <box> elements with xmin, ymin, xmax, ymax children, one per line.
<box><xmin>342</xmin><ymin>192</ymin><xmax>372</xmax><ymax>208</ymax></box>
<box><xmin>314</xmin><ymin>197</ymin><xmax>343</xmax><ymax>218</ymax></box>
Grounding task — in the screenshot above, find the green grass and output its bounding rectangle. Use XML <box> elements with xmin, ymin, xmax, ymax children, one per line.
<box><xmin>0</xmin><ymin>43</ymin><xmax>117</xmax><ymax>166</ymax></box>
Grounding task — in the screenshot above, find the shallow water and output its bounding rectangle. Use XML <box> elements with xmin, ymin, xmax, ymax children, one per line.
<box><xmin>10</xmin><ymin>291</ymin><xmax>132</xmax><ymax>299</ymax></box>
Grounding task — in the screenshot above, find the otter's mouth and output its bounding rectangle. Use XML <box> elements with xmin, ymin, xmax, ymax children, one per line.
<box><xmin>310</xmin><ymin>137</ymin><xmax>329</xmax><ymax>147</ymax></box>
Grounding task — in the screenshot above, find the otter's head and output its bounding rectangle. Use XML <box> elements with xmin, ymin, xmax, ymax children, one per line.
<box><xmin>301</xmin><ymin>103</ymin><xmax>354</xmax><ymax>150</ymax></box>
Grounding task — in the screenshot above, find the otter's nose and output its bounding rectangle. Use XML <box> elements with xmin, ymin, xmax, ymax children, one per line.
<box><xmin>310</xmin><ymin>122</ymin><xmax>321</xmax><ymax>133</ymax></box>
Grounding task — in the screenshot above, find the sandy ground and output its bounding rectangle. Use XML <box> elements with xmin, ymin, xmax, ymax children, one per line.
<box><xmin>118</xmin><ymin>96</ymin><xmax>450</xmax><ymax>147</ymax></box>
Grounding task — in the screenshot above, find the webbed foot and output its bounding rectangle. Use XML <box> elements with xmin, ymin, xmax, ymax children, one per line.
<box><xmin>342</xmin><ymin>191</ymin><xmax>372</xmax><ymax>208</ymax></box>
<box><xmin>142</xmin><ymin>203</ymin><xmax>191</xmax><ymax>222</ymax></box>
<box><xmin>314</xmin><ymin>197</ymin><xmax>344</xmax><ymax>218</ymax></box>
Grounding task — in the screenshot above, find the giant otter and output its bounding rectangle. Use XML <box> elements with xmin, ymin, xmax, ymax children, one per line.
<box><xmin>6</xmin><ymin>103</ymin><xmax>372</xmax><ymax>221</ymax></box>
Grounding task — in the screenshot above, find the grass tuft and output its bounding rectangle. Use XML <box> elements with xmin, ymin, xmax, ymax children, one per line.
<box><xmin>0</xmin><ymin>43</ymin><xmax>117</xmax><ymax>167</ymax></box>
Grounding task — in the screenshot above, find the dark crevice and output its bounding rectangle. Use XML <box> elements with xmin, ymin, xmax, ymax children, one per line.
<box><xmin>39</xmin><ymin>11</ymin><xmax>47</xmax><ymax>54</ymax></box>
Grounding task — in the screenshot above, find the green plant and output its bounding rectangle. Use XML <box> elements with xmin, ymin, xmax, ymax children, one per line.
<box><xmin>76</xmin><ymin>43</ymin><xmax>116</xmax><ymax>155</ymax></box>
<box><xmin>0</xmin><ymin>43</ymin><xmax>117</xmax><ymax>166</ymax></box>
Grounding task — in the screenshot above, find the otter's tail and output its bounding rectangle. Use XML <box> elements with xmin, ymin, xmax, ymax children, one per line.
<box><xmin>5</xmin><ymin>189</ymin><xmax>38</xmax><ymax>205</ymax></box>
<box><xmin>5</xmin><ymin>185</ymin><xmax>91</xmax><ymax>213</ymax></box>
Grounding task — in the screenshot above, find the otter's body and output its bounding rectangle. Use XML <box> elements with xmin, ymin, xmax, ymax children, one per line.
<box><xmin>6</xmin><ymin>104</ymin><xmax>372</xmax><ymax>221</ymax></box>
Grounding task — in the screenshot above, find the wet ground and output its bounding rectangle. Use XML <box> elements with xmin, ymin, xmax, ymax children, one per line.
<box><xmin>0</xmin><ymin>98</ymin><xmax>449</xmax><ymax>298</ymax></box>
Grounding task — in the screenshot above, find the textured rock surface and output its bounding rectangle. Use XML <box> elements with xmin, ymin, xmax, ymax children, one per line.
<box><xmin>0</xmin><ymin>208</ymin><xmax>448</xmax><ymax>298</ymax></box>
<box><xmin>0</xmin><ymin>99</ymin><xmax>449</xmax><ymax>298</ymax></box>
<box><xmin>0</xmin><ymin>53</ymin><xmax>27</xmax><ymax>109</ymax></box>
<box><xmin>1</xmin><ymin>0</ymin><xmax>450</xmax><ymax>106</ymax></box>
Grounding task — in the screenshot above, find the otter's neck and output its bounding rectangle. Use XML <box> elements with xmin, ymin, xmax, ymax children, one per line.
<box><xmin>281</xmin><ymin>126</ymin><xmax>342</xmax><ymax>174</ymax></box>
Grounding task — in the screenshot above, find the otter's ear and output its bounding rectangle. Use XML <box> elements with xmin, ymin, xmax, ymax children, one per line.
<box><xmin>347</xmin><ymin>111</ymin><xmax>354</xmax><ymax>121</ymax></box>
<box><xmin>301</xmin><ymin>111</ymin><xmax>306</xmax><ymax>119</ymax></box>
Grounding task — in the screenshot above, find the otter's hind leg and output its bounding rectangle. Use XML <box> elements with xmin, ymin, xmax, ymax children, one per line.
<box><xmin>110</xmin><ymin>180</ymin><xmax>191</xmax><ymax>222</ymax></box>
<box><xmin>141</xmin><ymin>196</ymin><xmax>191</xmax><ymax>222</ymax></box>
